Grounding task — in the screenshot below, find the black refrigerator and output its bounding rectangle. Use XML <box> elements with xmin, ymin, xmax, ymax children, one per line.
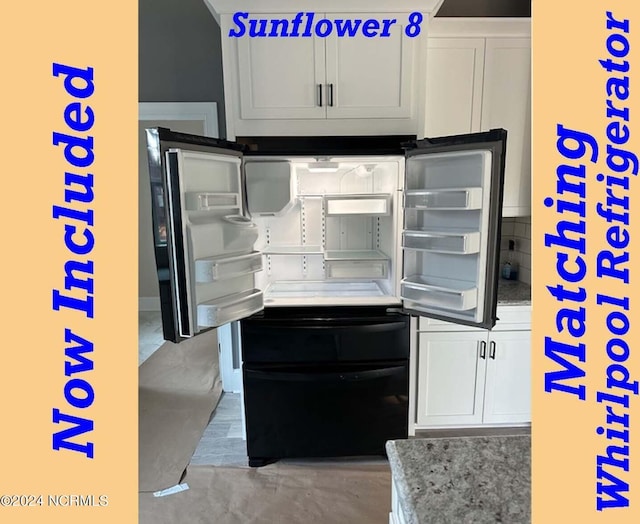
<box><xmin>145</xmin><ymin>128</ymin><xmax>506</xmax><ymax>465</ymax></box>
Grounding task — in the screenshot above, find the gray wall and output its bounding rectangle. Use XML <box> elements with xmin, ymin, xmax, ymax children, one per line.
<box><xmin>139</xmin><ymin>0</ymin><xmax>226</xmax><ymax>137</ymax></box>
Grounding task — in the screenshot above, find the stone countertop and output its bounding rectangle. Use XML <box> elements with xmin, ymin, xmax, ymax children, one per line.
<box><xmin>497</xmin><ymin>279</ymin><xmax>531</xmax><ymax>305</ymax></box>
<box><xmin>386</xmin><ymin>436</ymin><xmax>531</xmax><ymax>524</ymax></box>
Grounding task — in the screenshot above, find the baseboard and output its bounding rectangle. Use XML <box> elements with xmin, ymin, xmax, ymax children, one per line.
<box><xmin>139</xmin><ymin>297</ymin><xmax>161</xmax><ymax>311</ymax></box>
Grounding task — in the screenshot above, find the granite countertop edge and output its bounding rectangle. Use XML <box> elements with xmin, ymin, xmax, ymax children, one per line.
<box><xmin>386</xmin><ymin>440</ymin><xmax>420</xmax><ymax>524</ymax></box>
<box><xmin>386</xmin><ymin>436</ymin><xmax>532</xmax><ymax>523</ymax></box>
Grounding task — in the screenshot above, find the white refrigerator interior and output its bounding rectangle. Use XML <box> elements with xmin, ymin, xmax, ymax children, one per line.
<box><xmin>245</xmin><ymin>157</ymin><xmax>402</xmax><ymax>306</ymax></box>
<box><xmin>171</xmin><ymin>149</ymin><xmax>495</xmax><ymax>332</ymax></box>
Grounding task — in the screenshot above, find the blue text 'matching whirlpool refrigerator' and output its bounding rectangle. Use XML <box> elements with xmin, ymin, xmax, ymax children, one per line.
<box><xmin>145</xmin><ymin>128</ymin><xmax>506</xmax><ymax>466</ymax></box>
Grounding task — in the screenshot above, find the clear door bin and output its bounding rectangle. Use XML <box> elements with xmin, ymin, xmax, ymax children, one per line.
<box><xmin>404</xmin><ymin>188</ymin><xmax>482</xmax><ymax>210</ymax></box>
<box><xmin>190</xmin><ymin>215</ymin><xmax>259</xmax><ymax>257</ymax></box>
<box><xmin>195</xmin><ymin>251</ymin><xmax>263</xmax><ymax>283</ymax></box>
<box><xmin>402</xmin><ymin>230</ymin><xmax>480</xmax><ymax>254</ymax></box>
<box><xmin>197</xmin><ymin>289</ymin><xmax>264</xmax><ymax>328</ymax></box>
<box><xmin>325</xmin><ymin>194</ymin><xmax>391</xmax><ymax>216</ymax></box>
<box><xmin>401</xmin><ymin>276</ymin><xmax>478</xmax><ymax>311</ymax></box>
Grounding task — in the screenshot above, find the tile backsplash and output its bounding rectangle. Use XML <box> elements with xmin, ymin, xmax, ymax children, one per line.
<box><xmin>500</xmin><ymin>217</ymin><xmax>531</xmax><ymax>284</ymax></box>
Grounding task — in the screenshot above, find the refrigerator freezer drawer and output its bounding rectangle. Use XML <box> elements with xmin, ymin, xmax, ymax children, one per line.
<box><xmin>324</xmin><ymin>194</ymin><xmax>392</xmax><ymax>216</ymax></box>
<box><xmin>402</xmin><ymin>230</ymin><xmax>480</xmax><ymax>254</ymax></box>
<box><xmin>195</xmin><ymin>251</ymin><xmax>263</xmax><ymax>283</ymax></box>
<box><xmin>197</xmin><ymin>289</ymin><xmax>264</xmax><ymax>328</ymax></box>
<box><xmin>401</xmin><ymin>276</ymin><xmax>478</xmax><ymax>311</ymax></box>
<box><xmin>404</xmin><ymin>188</ymin><xmax>482</xmax><ymax>210</ymax></box>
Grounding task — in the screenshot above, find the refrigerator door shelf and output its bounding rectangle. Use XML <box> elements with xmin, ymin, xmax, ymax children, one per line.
<box><xmin>184</xmin><ymin>191</ymin><xmax>241</xmax><ymax>211</ymax></box>
<box><xmin>189</xmin><ymin>218</ymin><xmax>259</xmax><ymax>258</ymax></box>
<box><xmin>197</xmin><ymin>289</ymin><xmax>264</xmax><ymax>328</ymax></box>
<box><xmin>195</xmin><ymin>251</ymin><xmax>263</xmax><ymax>283</ymax></box>
<box><xmin>404</xmin><ymin>188</ymin><xmax>483</xmax><ymax>210</ymax></box>
<box><xmin>402</xmin><ymin>230</ymin><xmax>481</xmax><ymax>254</ymax></box>
<box><xmin>401</xmin><ymin>276</ymin><xmax>477</xmax><ymax>311</ymax></box>
<box><xmin>324</xmin><ymin>194</ymin><xmax>392</xmax><ymax>216</ymax></box>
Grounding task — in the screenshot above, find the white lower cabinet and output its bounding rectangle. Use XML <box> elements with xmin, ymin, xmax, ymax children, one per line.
<box><xmin>415</xmin><ymin>324</ymin><xmax>531</xmax><ymax>428</ymax></box>
<box><xmin>482</xmin><ymin>330</ymin><xmax>531</xmax><ymax>424</ymax></box>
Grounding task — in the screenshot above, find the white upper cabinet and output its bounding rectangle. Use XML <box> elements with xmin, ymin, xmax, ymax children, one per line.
<box><xmin>424</xmin><ymin>20</ymin><xmax>531</xmax><ymax>216</ymax></box>
<box><xmin>324</xmin><ymin>14</ymin><xmax>415</xmax><ymax>119</ymax></box>
<box><xmin>237</xmin><ymin>30</ymin><xmax>326</xmax><ymax>120</ymax></box>
<box><xmin>424</xmin><ymin>37</ymin><xmax>485</xmax><ymax>136</ymax></box>
<box><xmin>212</xmin><ymin>6</ymin><xmax>431</xmax><ymax>137</ymax></box>
<box><xmin>480</xmin><ymin>37</ymin><xmax>531</xmax><ymax>217</ymax></box>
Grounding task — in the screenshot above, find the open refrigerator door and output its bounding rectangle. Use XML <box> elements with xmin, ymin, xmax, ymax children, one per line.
<box><xmin>401</xmin><ymin>129</ymin><xmax>507</xmax><ymax>329</ymax></box>
<box><xmin>145</xmin><ymin>128</ymin><xmax>264</xmax><ymax>343</ymax></box>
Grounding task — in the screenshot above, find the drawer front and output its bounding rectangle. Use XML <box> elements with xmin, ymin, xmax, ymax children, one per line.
<box><xmin>418</xmin><ymin>304</ymin><xmax>531</xmax><ymax>332</ymax></box>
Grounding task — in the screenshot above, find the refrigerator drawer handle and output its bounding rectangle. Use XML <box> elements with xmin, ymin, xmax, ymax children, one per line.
<box><xmin>245</xmin><ymin>366</ymin><xmax>406</xmax><ymax>383</ymax></box>
<box><xmin>244</xmin><ymin>321</ymin><xmax>408</xmax><ymax>333</ymax></box>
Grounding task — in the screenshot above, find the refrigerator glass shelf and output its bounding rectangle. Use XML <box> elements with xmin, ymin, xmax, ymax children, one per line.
<box><xmin>323</xmin><ymin>249</ymin><xmax>388</xmax><ymax>261</ymax></box>
<box><xmin>402</xmin><ymin>230</ymin><xmax>480</xmax><ymax>254</ymax></box>
<box><xmin>324</xmin><ymin>194</ymin><xmax>392</xmax><ymax>216</ymax></box>
<box><xmin>263</xmin><ymin>246</ymin><xmax>323</xmax><ymax>255</ymax></box>
<box><xmin>401</xmin><ymin>276</ymin><xmax>477</xmax><ymax>311</ymax></box>
<box><xmin>197</xmin><ymin>289</ymin><xmax>264</xmax><ymax>328</ymax></box>
<box><xmin>195</xmin><ymin>251</ymin><xmax>263</xmax><ymax>283</ymax></box>
<box><xmin>265</xmin><ymin>281</ymin><xmax>386</xmax><ymax>298</ymax></box>
<box><xmin>184</xmin><ymin>192</ymin><xmax>241</xmax><ymax>211</ymax></box>
<box><xmin>404</xmin><ymin>188</ymin><xmax>482</xmax><ymax>210</ymax></box>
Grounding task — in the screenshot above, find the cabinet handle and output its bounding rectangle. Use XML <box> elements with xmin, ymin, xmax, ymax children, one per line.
<box><xmin>489</xmin><ymin>341</ymin><xmax>496</xmax><ymax>360</ymax></box>
<box><xmin>328</xmin><ymin>83</ymin><xmax>334</xmax><ymax>107</ymax></box>
<box><xmin>318</xmin><ymin>84</ymin><xmax>323</xmax><ymax>107</ymax></box>
<box><xmin>479</xmin><ymin>341</ymin><xmax>486</xmax><ymax>359</ymax></box>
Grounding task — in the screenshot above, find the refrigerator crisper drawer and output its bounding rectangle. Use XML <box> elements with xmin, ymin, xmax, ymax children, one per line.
<box><xmin>325</xmin><ymin>260</ymin><xmax>388</xmax><ymax>279</ymax></box>
<box><xmin>195</xmin><ymin>251</ymin><xmax>263</xmax><ymax>282</ymax></box>
<box><xmin>404</xmin><ymin>188</ymin><xmax>482</xmax><ymax>210</ymax></box>
<box><xmin>401</xmin><ymin>276</ymin><xmax>477</xmax><ymax>311</ymax></box>
<box><xmin>324</xmin><ymin>194</ymin><xmax>392</xmax><ymax>216</ymax></box>
<box><xmin>197</xmin><ymin>289</ymin><xmax>264</xmax><ymax>327</ymax></box>
<box><xmin>402</xmin><ymin>230</ymin><xmax>480</xmax><ymax>254</ymax></box>
<box><xmin>324</xmin><ymin>250</ymin><xmax>389</xmax><ymax>279</ymax></box>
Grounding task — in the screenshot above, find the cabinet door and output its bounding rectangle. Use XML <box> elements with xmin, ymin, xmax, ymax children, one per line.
<box><xmin>480</xmin><ymin>38</ymin><xmax>531</xmax><ymax>216</ymax></box>
<box><xmin>325</xmin><ymin>13</ymin><xmax>415</xmax><ymax>119</ymax></box>
<box><xmin>237</xmin><ymin>23</ymin><xmax>326</xmax><ymax>119</ymax></box>
<box><xmin>482</xmin><ymin>330</ymin><xmax>531</xmax><ymax>424</ymax></box>
<box><xmin>424</xmin><ymin>38</ymin><xmax>485</xmax><ymax>137</ymax></box>
<box><xmin>416</xmin><ymin>332</ymin><xmax>487</xmax><ymax>426</ymax></box>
